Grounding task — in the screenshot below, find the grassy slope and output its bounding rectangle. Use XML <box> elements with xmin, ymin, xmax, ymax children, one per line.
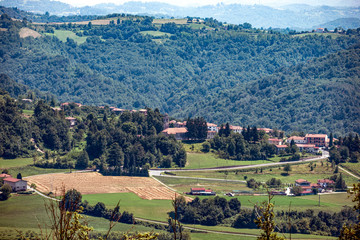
<box><xmin>82</xmin><ymin>192</ymin><xmax>172</xmax><ymax>221</ymax></box>
<box><xmin>45</xmin><ymin>30</ymin><xmax>87</xmax><ymax>44</ymax></box>
<box><xmin>0</xmin><ymin>194</ymin><xmax>159</xmax><ymax>238</ymax></box>
<box><xmin>140</xmin><ymin>31</ymin><xmax>171</xmax><ymax>37</ymax></box>
<box><xmin>0</xmin><ymin>157</ymin><xmax>33</xmax><ymax>168</ymax></box>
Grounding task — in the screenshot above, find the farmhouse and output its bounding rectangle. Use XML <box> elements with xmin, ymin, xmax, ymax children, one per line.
<box><xmin>61</xmin><ymin>102</ymin><xmax>82</xmax><ymax>108</ymax></box>
<box><xmin>286</xmin><ymin>136</ymin><xmax>306</xmax><ymax>144</ymax></box>
<box><xmin>268</xmin><ymin>138</ymin><xmax>282</xmax><ymax>145</ymax></box>
<box><xmin>275</xmin><ymin>144</ymin><xmax>288</xmax><ymax>153</ymax></box>
<box><xmin>3</xmin><ymin>177</ymin><xmax>27</xmax><ymax>192</ymax></box>
<box><xmin>230</xmin><ymin>125</ymin><xmax>242</xmax><ymax>134</ymax></box>
<box><xmin>162</xmin><ymin>127</ymin><xmax>188</xmax><ymax>140</ymax></box>
<box><xmin>296</xmin><ymin>144</ymin><xmax>317</xmax><ymax>153</ymax></box>
<box><xmin>207</xmin><ymin>123</ymin><xmax>218</xmax><ymax>132</ymax></box>
<box><xmin>295</xmin><ymin>179</ymin><xmax>311</xmax><ymax>187</ymax></box>
<box><xmin>305</xmin><ymin>134</ymin><xmax>328</xmax><ymax>147</ymax></box>
<box><xmin>190</xmin><ymin>187</ymin><xmax>216</xmax><ymax>196</ymax></box>
<box><xmin>65</xmin><ymin>117</ymin><xmax>77</xmax><ymax>127</ymax></box>
<box><xmin>111</xmin><ymin>108</ymin><xmax>127</xmax><ymax>114</ymax></box>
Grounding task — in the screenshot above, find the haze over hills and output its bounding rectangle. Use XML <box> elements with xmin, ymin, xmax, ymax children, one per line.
<box><xmin>1</xmin><ymin>0</ymin><xmax>360</xmax><ymax>29</ymax></box>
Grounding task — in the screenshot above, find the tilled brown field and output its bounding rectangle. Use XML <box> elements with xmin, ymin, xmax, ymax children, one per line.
<box><xmin>25</xmin><ymin>172</ymin><xmax>183</xmax><ymax>200</ymax></box>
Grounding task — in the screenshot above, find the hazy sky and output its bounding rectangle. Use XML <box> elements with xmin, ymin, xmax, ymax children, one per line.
<box><xmin>57</xmin><ymin>0</ymin><xmax>360</xmax><ymax>7</ymax></box>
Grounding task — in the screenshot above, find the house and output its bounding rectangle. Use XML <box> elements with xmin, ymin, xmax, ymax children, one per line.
<box><xmin>112</xmin><ymin>108</ymin><xmax>126</xmax><ymax>114</ymax></box>
<box><xmin>22</xmin><ymin>98</ymin><xmax>33</xmax><ymax>103</ymax></box>
<box><xmin>305</xmin><ymin>134</ymin><xmax>328</xmax><ymax>147</ymax></box>
<box><xmin>207</xmin><ymin>123</ymin><xmax>218</xmax><ymax>132</ymax></box>
<box><xmin>295</xmin><ymin>179</ymin><xmax>311</xmax><ymax>187</ymax></box>
<box><xmin>190</xmin><ymin>187</ymin><xmax>216</xmax><ymax>195</ymax></box>
<box><xmin>296</xmin><ymin>144</ymin><xmax>317</xmax><ymax>153</ymax></box>
<box><xmin>315</xmin><ymin>28</ymin><xmax>325</xmax><ymax>33</ymax></box>
<box><xmin>230</xmin><ymin>125</ymin><xmax>242</xmax><ymax>134</ymax></box>
<box><xmin>139</xmin><ymin>109</ymin><xmax>147</xmax><ymax>115</ymax></box>
<box><xmin>268</xmin><ymin>138</ymin><xmax>282</xmax><ymax>145</ymax></box>
<box><xmin>258</xmin><ymin>128</ymin><xmax>273</xmax><ymax>134</ymax></box>
<box><xmin>317</xmin><ymin>179</ymin><xmax>334</xmax><ymax>189</ymax></box>
<box><xmin>65</xmin><ymin>117</ymin><xmax>76</xmax><ymax>127</ymax></box>
<box><xmin>207</xmin><ymin>131</ymin><xmax>216</xmax><ymax>139</ymax></box>
<box><xmin>286</xmin><ymin>136</ymin><xmax>306</xmax><ymax>144</ymax></box>
<box><xmin>162</xmin><ymin>127</ymin><xmax>188</xmax><ymax>140</ymax></box>
<box><xmin>61</xmin><ymin>102</ymin><xmax>82</xmax><ymax>108</ymax></box>
<box><xmin>51</xmin><ymin>107</ymin><xmax>62</xmax><ymax>111</ymax></box>
<box><xmin>3</xmin><ymin>177</ymin><xmax>27</xmax><ymax>192</ymax></box>
<box><xmin>275</xmin><ymin>145</ymin><xmax>288</xmax><ymax>153</ymax></box>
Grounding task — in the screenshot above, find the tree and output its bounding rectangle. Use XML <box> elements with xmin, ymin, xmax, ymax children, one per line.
<box><xmin>335</xmin><ymin>173</ymin><xmax>347</xmax><ymax>191</ymax></box>
<box><xmin>17</xmin><ymin>173</ymin><xmax>22</xmax><ymax>179</ymax></box>
<box><xmin>186</xmin><ymin>117</ymin><xmax>207</xmax><ymax>140</ymax></box>
<box><xmin>292</xmin><ymin>186</ymin><xmax>303</xmax><ymax>196</ymax></box>
<box><xmin>0</xmin><ymin>183</ymin><xmax>12</xmax><ymax>200</ymax></box>
<box><xmin>283</xmin><ymin>164</ymin><xmax>291</xmax><ymax>175</ymax></box>
<box><xmin>75</xmin><ymin>150</ymin><xmax>89</xmax><ymax>169</ymax></box>
<box><xmin>201</xmin><ymin>141</ymin><xmax>211</xmax><ymax>153</ymax></box>
<box><xmin>62</xmin><ymin>189</ymin><xmax>82</xmax><ymax>211</ymax></box>
<box><xmin>254</xmin><ymin>192</ymin><xmax>284</xmax><ymax>240</ymax></box>
<box><xmin>329</xmin><ymin>132</ymin><xmax>333</xmax><ymax>147</ymax></box>
<box><xmin>339</xmin><ymin>183</ymin><xmax>360</xmax><ymax>239</ymax></box>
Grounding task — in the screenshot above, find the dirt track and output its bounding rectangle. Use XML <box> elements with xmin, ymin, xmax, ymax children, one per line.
<box><xmin>25</xmin><ymin>172</ymin><xmax>184</xmax><ymax>200</ymax></box>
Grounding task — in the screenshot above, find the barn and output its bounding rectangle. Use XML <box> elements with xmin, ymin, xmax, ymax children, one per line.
<box><xmin>3</xmin><ymin>177</ymin><xmax>28</xmax><ymax>192</ymax></box>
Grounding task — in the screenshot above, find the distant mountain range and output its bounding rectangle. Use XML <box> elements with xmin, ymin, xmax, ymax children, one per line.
<box><xmin>313</xmin><ymin>18</ymin><xmax>360</xmax><ymax>30</ymax></box>
<box><xmin>1</xmin><ymin>0</ymin><xmax>360</xmax><ymax>30</ymax></box>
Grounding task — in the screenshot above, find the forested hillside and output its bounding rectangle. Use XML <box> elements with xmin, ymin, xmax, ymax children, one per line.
<box><xmin>0</xmin><ymin>12</ymin><xmax>359</xmax><ymax>135</ymax></box>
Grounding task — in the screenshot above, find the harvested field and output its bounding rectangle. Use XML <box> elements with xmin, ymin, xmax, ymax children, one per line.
<box><xmin>25</xmin><ymin>172</ymin><xmax>189</xmax><ymax>200</ymax></box>
<box><xmin>19</xmin><ymin>27</ymin><xmax>41</xmax><ymax>38</ymax></box>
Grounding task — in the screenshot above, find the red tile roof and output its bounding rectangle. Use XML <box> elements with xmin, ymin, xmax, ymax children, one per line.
<box><xmin>295</xmin><ymin>179</ymin><xmax>309</xmax><ymax>183</ymax></box>
<box><xmin>3</xmin><ymin>177</ymin><xmax>22</xmax><ymax>183</ymax></box>
<box><xmin>65</xmin><ymin>117</ymin><xmax>76</xmax><ymax>120</ymax></box>
<box><xmin>162</xmin><ymin>128</ymin><xmax>188</xmax><ymax>134</ymax></box>
<box><xmin>191</xmin><ymin>188</ymin><xmax>206</xmax><ymax>191</ymax></box>
<box><xmin>305</xmin><ymin>134</ymin><xmax>327</xmax><ymax>138</ymax></box>
<box><xmin>0</xmin><ymin>174</ymin><xmax>11</xmax><ymax>178</ymax></box>
<box><xmin>207</xmin><ymin>123</ymin><xmax>217</xmax><ymax>127</ymax></box>
<box><xmin>318</xmin><ymin>179</ymin><xmax>334</xmax><ymax>184</ymax></box>
<box><xmin>276</xmin><ymin>145</ymin><xmax>287</xmax><ymax>148</ymax></box>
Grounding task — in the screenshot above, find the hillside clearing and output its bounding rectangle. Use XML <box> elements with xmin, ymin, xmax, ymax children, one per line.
<box><xmin>19</xmin><ymin>27</ymin><xmax>41</xmax><ymax>38</ymax></box>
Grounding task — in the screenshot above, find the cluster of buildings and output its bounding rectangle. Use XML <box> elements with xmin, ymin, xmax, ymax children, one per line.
<box><xmin>187</xmin><ymin>187</ymin><xmax>216</xmax><ymax>196</ymax></box>
<box><xmin>0</xmin><ymin>174</ymin><xmax>28</xmax><ymax>192</ymax></box>
<box><xmin>292</xmin><ymin>178</ymin><xmax>335</xmax><ymax>195</ymax></box>
<box><xmin>271</xmin><ymin>134</ymin><xmax>330</xmax><ymax>153</ymax></box>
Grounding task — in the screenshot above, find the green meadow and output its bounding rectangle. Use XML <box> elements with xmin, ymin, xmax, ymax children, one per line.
<box><xmin>140</xmin><ymin>31</ymin><xmax>172</xmax><ymax>37</ymax></box>
<box><xmin>45</xmin><ymin>30</ymin><xmax>88</xmax><ymax>44</ymax></box>
<box><xmin>82</xmin><ymin>192</ymin><xmax>173</xmax><ymax>221</ymax></box>
<box><xmin>0</xmin><ymin>157</ymin><xmax>34</xmax><ymax>168</ymax></box>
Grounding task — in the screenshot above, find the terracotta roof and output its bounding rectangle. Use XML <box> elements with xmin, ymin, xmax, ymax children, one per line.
<box><xmin>207</xmin><ymin>131</ymin><xmax>216</xmax><ymax>133</ymax></box>
<box><xmin>318</xmin><ymin>179</ymin><xmax>334</xmax><ymax>184</ymax></box>
<box><xmin>276</xmin><ymin>145</ymin><xmax>287</xmax><ymax>148</ymax></box>
<box><xmin>65</xmin><ymin>117</ymin><xmax>76</xmax><ymax>120</ymax></box>
<box><xmin>295</xmin><ymin>179</ymin><xmax>309</xmax><ymax>183</ymax></box>
<box><xmin>162</xmin><ymin>128</ymin><xmax>188</xmax><ymax>134</ymax></box>
<box><xmin>269</xmin><ymin>138</ymin><xmax>282</xmax><ymax>141</ymax></box>
<box><xmin>191</xmin><ymin>188</ymin><xmax>206</xmax><ymax>191</ymax></box>
<box><xmin>207</xmin><ymin>123</ymin><xmax>217</xmax><ymax>127</ymax></box>
<box><xmin>112</xmin><ymin>108</ymin><xmax>126</xmax><ymax>112</ymax></box>
<box><xmin>230</xmin><ymin>125</ymin><xmax>242</xmax><ymax>130</ymax></box>
<box><xmin>169</xmin><ymin>120</ymin><xmax>177</xmax><ymax>124</ymax></box>
<box><xmin>296</xmin><ymin>144</ymin><xmax>316</xmax><ymax>148</ymax></box>
<box><xmin>0</xmin><ymin>174</ymin><xmax>11</xmax><ymax>178</ymax></box>
<box><xmin>305</xmin><ymin>134</ymin><xmax>327</xmax><ymax>138</ymax></box>
<box><xmin>3</xmin><ymin>177</ymin><xmax>26</xmax><ymax>183</ymax></box>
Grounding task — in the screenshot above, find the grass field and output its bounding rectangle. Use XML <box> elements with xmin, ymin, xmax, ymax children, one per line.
<box><xmin>173</xmin><ymin>160</ymin><xmax>360</xmax><ymax>185</ymax></box>
<box><xmin>83</xmin><ymin>192</ymin><xmax>173</xmax><ymax>221</ymax></box>
<box><xmin>140</xmin><ymin>30</ymin><xmax>171</xmax><ymax>37</ymax></box>
<box><xmin>0</xmin><ymin>157</ymin><xmax>33</xmax><ymax>168</ymax></box>
<box><xmin>292</xmin><ymin>32</ymin><xmax>345</xmax><ymax>39</ymax></box>
<box><xmin>45</xmin><ymin>30</ymin><xmax>87</xmax><ymax>44</ymax></box>
<box><xmin>154</xmin><ymin>176</ymin><xmax>355</xmax><ymax>212</ymax></box>
<box><xmin>153</xmin><ymin>18</ymin><xmax>188</xmax><ymax>24</ymax></box>
<box><xmin>22</xmin><ymin>109</ymin><xmax>34</xmax><ymax>116</ymax></box>
<box><xmin>7</xmin><ymin>166</ymin><xmax>67</xmax><ymax>177</ymax></box>
<box><xmin>184</xmin><ymin>153</ymin><xmax>273</xmax><ymax>169</ymax></box>
<box><xmin>0</xmin><ymin>194</ymin><xmax>162</xmax><ymax>239</ymax></box>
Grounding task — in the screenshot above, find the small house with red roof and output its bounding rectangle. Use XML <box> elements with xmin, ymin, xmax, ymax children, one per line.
<box><xmin>296</xmin><ymin>144</ymin><xmax>317</xmax><ymax>153</ymax></box>
<box><xmin>65</xmin><ymin>117</ymin><xmax>77</xmax><ymax>127</ymax></box>
<box><xmin>295</xmin><ymin>179</ymin><xmax>311</xmax><ymax>187</ymax></box>
<box><xmin>230</xmin><ymin>125</ymin><xmax>242</xmax><ymax>134</ymax></box>
<box><xmin>268</xmin><ymin>138</ymin><xmax>282</xmax><ymax>145</ymax></box>
<box><xmin>190</xmin><ymin>187</ymin><xmax>216</xmax><ymax>195</ymax></box>
<box><xmin>3</xmin><ymin>177</ymin><xmax>27</xmax><ymax>192</ymax></box>
<box><xmin>317</xmin><ymin>179</ymin><xmax>334</xmax><ymax>189</ymax></box>
<box><xmin>275</xmin><ymin>145</ymin><xmax>288</xmax><ymax>153</ymax></box>
<box><xmin>162</xmin><ymin>127</ymin><xmax>188</xmax><ymax>140</ymax></box>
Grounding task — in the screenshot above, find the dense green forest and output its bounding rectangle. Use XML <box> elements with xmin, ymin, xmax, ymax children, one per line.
<box><xmin>0</xmin><ymin>10</ymin><xmax>359</xmax><ymax>135</ymax></box>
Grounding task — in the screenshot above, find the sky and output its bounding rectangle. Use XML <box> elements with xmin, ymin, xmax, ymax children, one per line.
<box><xmin>57</xmin><ymin>0</ymin><xmax>360</xmax><ymax>8</ymax></box>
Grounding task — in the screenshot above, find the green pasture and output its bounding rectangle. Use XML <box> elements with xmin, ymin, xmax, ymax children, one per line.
<box><xmin>292</xmin><ymin>32</ymin><xmax>345</xmax><ymax>39</ymax></box>
<box><xmin>0</xmin><ymin>194</ymin><xmax>160</xmax><ymax>239</ymax></box>
<box><xmin>22</xmin><ymin>109</ymin><xmax>34</xmax><ymax>115</ymax></box>
<box><xmin>184</xmin><ymin>153</ymin><xmax>272</xmax><ymax>169</ymax></box>
<box><xmin>45</xmin><ymin>30</ymin><xmax>87</xmax><ymax>44</ymax></box>
<box><xmin>140</xmin><ymin>31</ymin><xmax>171</xmax><ymax>37</ymax></box>
<box><xmin>0</xmin><ymin>157</ymin><xmax>33</xmax><ymax>168</ymax></box>
<box><xmin>8</xmin><ymin>166</ymin><xmax>66</xmax><ymax>177</ymax></box>
<box><xmin>83</xmin><ymin>192</ymin><xmax>173</xmax><ymax>221</ymax></box>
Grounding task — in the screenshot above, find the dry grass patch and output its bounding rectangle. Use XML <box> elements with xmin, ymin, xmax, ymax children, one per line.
<box><xmin>19</xmin><ymin>28</ymin><xmax>41</xmax><ymax>38</ymax></box>
<box><xmin>25</xmin><ymin>172</ymin><xmax>188</xmax><ymax>200</ymax></box>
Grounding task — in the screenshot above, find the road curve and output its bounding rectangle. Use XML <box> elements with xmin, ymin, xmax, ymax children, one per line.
<box><xmin>149</xmin><ymin>151</ymin><xmax>329</xmax><ymax>176</ymax></box>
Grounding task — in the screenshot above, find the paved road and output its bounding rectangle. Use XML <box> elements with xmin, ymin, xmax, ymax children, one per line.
<box><xmin>149</xmin><ymin>151</ymin><xmax>329</xmax><ymax>176</ymax></box>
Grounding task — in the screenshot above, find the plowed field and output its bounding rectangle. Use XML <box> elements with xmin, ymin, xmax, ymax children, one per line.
<box><xmin>25</xmin><ymin>172</ymin><xmax>186</xmax><ymax>200</ymax></box>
